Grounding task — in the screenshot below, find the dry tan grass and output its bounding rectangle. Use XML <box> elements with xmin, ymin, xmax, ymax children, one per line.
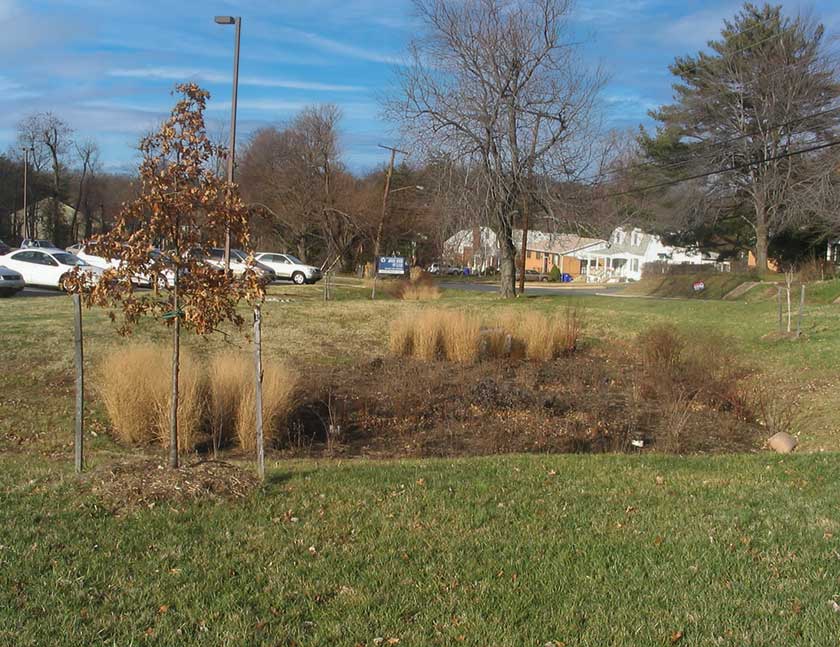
<box><xmin>388</xmin><ymin>315</ymin><xmax>415</xmax><ymax>357</ymax></box>
<box><xmin>98</xmin><ymin>345</ymin><xmax>165</xmax><ymax>445</ymax></box>
<box><xmin>99</xmin><ymin>345</ymin><xmax>206</xmax><ymax>450</ymax></box>
<box><xmin>409</xmin><ymin>266</ymin><xmax>426</xmax><ymax>282</ymax></box>
<box><xmin>412</xmin><ymin>310</ymin><xmax>446</xmax><ymax>360</ymax></box>
<box><xmin>208</xmin><ymin>352</ymin><xmax>251</xmax><ymax>451</ymax></box>
<box><xmin>518</xmin><ymin>312</ymin><xmax>556</xmax><ymax>360</ymax></box>
<box><xmin>440</xmin><ymin>311</ymin><xmax>481</xmax><ymax>363</ymax></box>
<box><xmin>400</xmin><ymin>283</ymin><xmax>442</xmax><ymax>301</ymax></box>
<box><xmin>152</xmin><ymin>350</ymin><xmax>206</xmax><ymax>452</ymax></box>
<box><xmin>236</xmin><ymin>363</ymin><xmax>298</xmax><ymax>451</ymax></box>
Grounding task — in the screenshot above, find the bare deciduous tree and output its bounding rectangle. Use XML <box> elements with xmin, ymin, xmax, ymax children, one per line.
<box><xmin>390</xmin><ymin>0</ymin><xmax>603</xmax><ymax>297</ymax></box>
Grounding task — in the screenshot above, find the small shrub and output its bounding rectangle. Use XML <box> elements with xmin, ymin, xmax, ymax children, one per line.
<box><xmin>553</xmin><ymin>306</ymin><xmax>581</xmax><ymax>355</ymax></box>
<box><xmin>549</xmin><ymin>266</ymin><xmax>562</xmax><ymax>282</ymax></box>
<box><xmin>236</xmin><ymin>363</ymin><xmax>298</xmax><ymax>451</ymax></box>
<box><xmin>441</xmin><ymin>311</ymin><xmax>481</xmax><ymax>363</ymax></box>
<box><xmin>208</xmin><ymin>352</ymin><xmax>251</xmax><ymax>452</ymax></box>
<box><xmin>409</xmin><ymin>266</ymin><xmax>426</xmax><ymax>282</ymax></box>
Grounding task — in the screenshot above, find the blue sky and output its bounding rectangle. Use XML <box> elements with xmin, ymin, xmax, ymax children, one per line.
<box><xmin>1</xmin><ymin>0</ymin><xmax>838</xmax><ymax>173</ymax></box>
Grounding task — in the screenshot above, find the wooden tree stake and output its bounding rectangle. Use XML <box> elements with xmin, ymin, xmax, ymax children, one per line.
<box><xmin>254</xmin><ymin>305</ymin><xmax>265</xmax><ymax>479</ymax></box>
<box><xmin>73</xmin><ymin>294</ymin><xmax>84</xmax><ymax>473</ymax></box>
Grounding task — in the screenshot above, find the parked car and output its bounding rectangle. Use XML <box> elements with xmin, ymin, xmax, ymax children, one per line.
<box><xmin>0</xmin><ymin>264</ymin><xmax>25</xmax><ymax>297</ymax></box>
<box><xmin>254</xmin><ymin>252</ymin><xmax>322</xmax><ymax>285</ymax></box>
<box><xmin>516</xmin><ymin>269</ymin><xmax>550</xmax><ymax>282</ymax></box>
<box><xmin>190</xmin><ymin>248</ymin><xmax>276</xmax><ymax>282</ymax></box>
<box><xmin>0</xmin><ymin>248</ymin><xmax>103</xmax><ymax>290</ymax></box>
<box><xmin>65</xmin><ymin>243</ymin><xmax>83</xmax><ymax>254</ymax></box>
<box><xmin>75</xmin><ymin>245</ymin><xmax>174</xmax><ymax>288</ymax></box>
<box><xmin>21</xmin><ymin>239</ymin><xmax>57</xmax><ymax>249</ymax></box>
<box><xmin>0</xmin><ymin>240</ymin><xmax>12</xmax><ymax>256</ymax></box>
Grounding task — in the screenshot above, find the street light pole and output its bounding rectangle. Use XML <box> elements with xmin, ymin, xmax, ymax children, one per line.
<box><xmin>21</xmin><ymin>148</ymin><xmax>29</xmax><ymax>241</ymax></box>
<box><xmin>215</xmin><ymin>15</ymin><xmax>242</xmax><ymax>274</ymax></box>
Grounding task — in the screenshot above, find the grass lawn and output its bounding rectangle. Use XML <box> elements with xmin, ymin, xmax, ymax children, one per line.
<box><xmin>1</xmin><ymin>280</ymin><xmax>839</xmax><ymax>645</ymax></box>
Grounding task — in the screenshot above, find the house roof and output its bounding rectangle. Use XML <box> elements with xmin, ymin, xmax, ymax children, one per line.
<box><xmin>513</xmin><ymin>230</ymin><xmax>604</xmax><ymax>255</ymax></box>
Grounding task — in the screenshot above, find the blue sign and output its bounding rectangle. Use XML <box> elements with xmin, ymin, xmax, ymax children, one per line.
<box><xmin>377</xmin><ymin>256</ymin><xmax>406</xmax><ymax>275</ymax></box>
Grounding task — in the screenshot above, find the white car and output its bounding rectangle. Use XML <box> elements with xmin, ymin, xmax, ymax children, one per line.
<box><xmin>75</xmin><ymin>245</ymin><xmax>173</xmax><ymax>288</ymax></box>
<box><xmin>255</xmin><ymin>253</ymin><xmax>322</xmax><ymax>285</ymax></box>
<box><xmin>0</xmin><ymin>248</ymin><xmax>103</xmax><ymax>290</ymax></box>
<box><xmin>0</xmin><ymin>265</ymin><xmax>25</xmax><ymax>297</ymax></box>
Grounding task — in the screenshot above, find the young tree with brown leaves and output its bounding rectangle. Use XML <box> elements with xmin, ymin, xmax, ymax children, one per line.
<box><xmin>71</xmin><ymin>83</ymin><xmax>264</xmax><ymax>468</ymax></box>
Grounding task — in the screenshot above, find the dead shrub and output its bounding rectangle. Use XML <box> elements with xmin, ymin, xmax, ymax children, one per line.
<box><xmin>98</xmin><ymin>345</ymin><xmax>166</xmax><ymax>445</ymax></box>
<box><xmin>638</xmin><ymin>323</ymin><xmax>684</xmax><ymax>372</ymax></box>
<box><xmin>208</xmin><ymin>352</ymin><xmax>251</xmax><ymax>452</ymax></box>
<box><xmin>409</xmin><ymin>266</ymin><xmax>426</xmax><ymax>282</ymax></box>
<box><xmin>440</xmin><ymin>311</ymin><xmax>481</xmax><ymax>363</ymax></box>
<box><xmin>401</xmin><ymin>282</ymin><xmax>442</xmax><ymax>301</ymax></box>
<box><xmin>554</xmin><ymin>306</ymin><xmax>582</xmax><ymax>355</ymax></box>
<box><xmin>236</xmin><ymin>363</ymin><xmax>298</xmax><ymax>451</ymax></box>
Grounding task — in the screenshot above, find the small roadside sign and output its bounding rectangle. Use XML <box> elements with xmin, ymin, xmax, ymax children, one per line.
<box><xmin>377</xmin><ymin>256</ymin><xmax>406</xmax><ymax>276</ymax></box>
<box><xmin>692</xmin><ymin>280</ymin><xmax>705</xmax><ymax>292</ymax></box>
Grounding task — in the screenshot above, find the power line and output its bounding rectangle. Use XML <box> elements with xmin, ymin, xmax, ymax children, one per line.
<box><xmin>599</xmin><ymin>138</ymin><xmax>840</xmax><ymax>199</ymax></box>
<box><xmin>594</xmin><ymin>104</ymin><xmax>840</xmax><ymax>182</ymax></box>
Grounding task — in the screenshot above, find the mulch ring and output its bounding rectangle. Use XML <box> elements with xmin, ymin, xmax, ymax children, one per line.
<box><xmin>82</xmin><ymin>458</ymin><xmax>260</xmax><ymax>514</ymax></box>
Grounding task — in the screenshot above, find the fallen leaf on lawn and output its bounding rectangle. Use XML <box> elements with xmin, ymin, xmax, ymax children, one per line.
<box><xmin>670</xmin><ymin>630</ymin><xmax>684</xmax><ymax>643</ymax></box>
<box><xmin>829</xmin><ymin>600</ymin><xmax>840</xmax><ymax>613</ymax></box>
<box><xmin>158</xmin><ymin>605</ymin><xmax>169</xmax><ymax>614</ymax></box>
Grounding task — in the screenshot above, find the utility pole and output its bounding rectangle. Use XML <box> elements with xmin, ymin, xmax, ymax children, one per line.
<box><xmin>371</xmin><ymin>144</ymin><xmax>408</xmax><ymax>299</ymax></box>
<box><xmin>215</xmin><ymin>15</ymin><xmax>242</xmax><ymax>274</ymax></box>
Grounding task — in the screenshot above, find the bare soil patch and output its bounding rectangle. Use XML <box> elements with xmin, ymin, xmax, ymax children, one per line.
<box><xmin>82</xmin><ymin>458</ymin><xmax>260</xmax><ymax>513</ymax></box>
<box><xmin>282</xmin><ymin>341</ymin><xmax>762</xmax><ymax>459</ymax></box>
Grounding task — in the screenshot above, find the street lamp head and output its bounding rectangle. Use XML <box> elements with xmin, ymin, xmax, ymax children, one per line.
<box><xmin>415</xmin><ymin>185</ymin><xmax>425</xmax><ymax>191</ymax></box>
<box><xmin>214</xmin><ymin>15</ymin><xmax>236</xmax><ymax>24</ymax></box>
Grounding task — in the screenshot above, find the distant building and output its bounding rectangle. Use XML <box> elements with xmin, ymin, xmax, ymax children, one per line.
<box><xmin>444</xmin><ymin>225</ymin><xmax>720</xmax><ymax>281</ymax></box>
<box><xmin>12</xmin><ymin>198</ymin><xmax>86</xmax><ymax>243</ymax></box>
<box><xmin>569</xmin><ymin>226</ymin><xmax>720</xmax><ymax>282</ymax></box>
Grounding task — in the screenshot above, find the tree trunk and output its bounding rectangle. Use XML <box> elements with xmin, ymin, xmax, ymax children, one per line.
<box><xmin>498</xmin><ymin>225</ymin><xmax>517</xmax><ymax>299</ymax></box>
<box><xmin>754</xmin><ymin>197</ymin><xmax>769</xmax><ymax>273</ymax></box>
<box><xmin>169</xmin><ymin>286</ymin><xmax>180</xmax><ymax>469</ymax></box>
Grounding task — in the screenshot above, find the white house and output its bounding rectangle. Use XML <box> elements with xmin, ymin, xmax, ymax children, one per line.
<box><xmin>569</xmin><ymin>227</ymin><xmax>720</xmax><ymax>282</ymax></box>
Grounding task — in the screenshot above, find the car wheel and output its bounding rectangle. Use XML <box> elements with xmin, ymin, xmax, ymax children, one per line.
<box><xmin>59</xmin><ymin>274</ymin><xmax>72</xmax><ymax>292</ymax></box>
<box><xmin>292</xmin><ymin>272</ymin><xmax>306</xmax><ymax>285</ymax></box>
<box><xmin>155</xmin><ymin>275</ymin><xmax>169</xmax><ymax>291</ymax></box>
<box><xmin>541</xmin><ymin>276</ymin><xmax>549</xmax><ymax>282</ymax></box>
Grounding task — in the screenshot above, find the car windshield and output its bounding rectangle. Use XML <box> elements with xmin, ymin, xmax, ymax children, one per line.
<box><xmin>231</xmin><ymin>249</ymin><xmax>248</xmax><ymax>262</ymax></box>
<box><xmin>53</xmin><ymin>252</ymin><xmax>88</xmax><ymax>267</ymax></box>
<box><xmin>285</xmin><ymin>255</ymin><xmax>303</xmax><ymax>264</ymax></box>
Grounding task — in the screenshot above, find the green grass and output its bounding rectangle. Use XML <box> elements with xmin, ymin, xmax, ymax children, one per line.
<box><xmin>623</xmin><ymin>273</ymin><xmax>759</xmax><ymax>300</ymax></box>
<box><xmin>2</xmin><ymin>281</ymin><xmax>840</xmax><ymax>645</ymax></box>
<box><xmin>3</xmin><ymin>453</ymin><xmax>840</xmax><ymax>646</ymax></box>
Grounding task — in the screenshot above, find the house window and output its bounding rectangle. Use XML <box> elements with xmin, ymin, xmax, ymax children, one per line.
<box><xmin>631</xmin><ymin>259</ymin><xmax>639</xmax><ymax>272</ymax></box>
<box><xmin>536</xmin><ymin>251</ymin><xmax>542</xmax><ymax>260</ymax></box>
<box><xmin>633</xmin><ymin>233</ymin><xmax>640</xmax><ymax>246</ymax></box>
<box><xmin>527</xmin><ymin>251</ymin><xmax>533</xmax><ymax>259</ymax></box>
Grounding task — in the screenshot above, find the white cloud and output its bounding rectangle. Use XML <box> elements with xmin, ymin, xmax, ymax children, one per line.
<box><xmin>661</xmin><ymin>6</ymin><xmax>733</xmax><ymax>50</ymax></box>
<box><xmin>108</xmin><ymin>67</ymin><xmax>365</xmax><ymax>92</ymax></box>
<box><xmin>273</xmin><ymin>27</ymin><xmax>404</xmax><ymax>65</ymax></box>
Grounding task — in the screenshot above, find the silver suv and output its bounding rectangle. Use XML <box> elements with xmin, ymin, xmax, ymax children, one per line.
<box><xmin>255</xmin><ymin>253</ymin><xmax>322</xmax><ymax>285</ymax></box>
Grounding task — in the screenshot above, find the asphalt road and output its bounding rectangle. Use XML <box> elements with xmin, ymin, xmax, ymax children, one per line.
<box><xmin>440</xmin><ymin>280</ymin><xmax>627</xmax><ymax>297</ymax></box>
